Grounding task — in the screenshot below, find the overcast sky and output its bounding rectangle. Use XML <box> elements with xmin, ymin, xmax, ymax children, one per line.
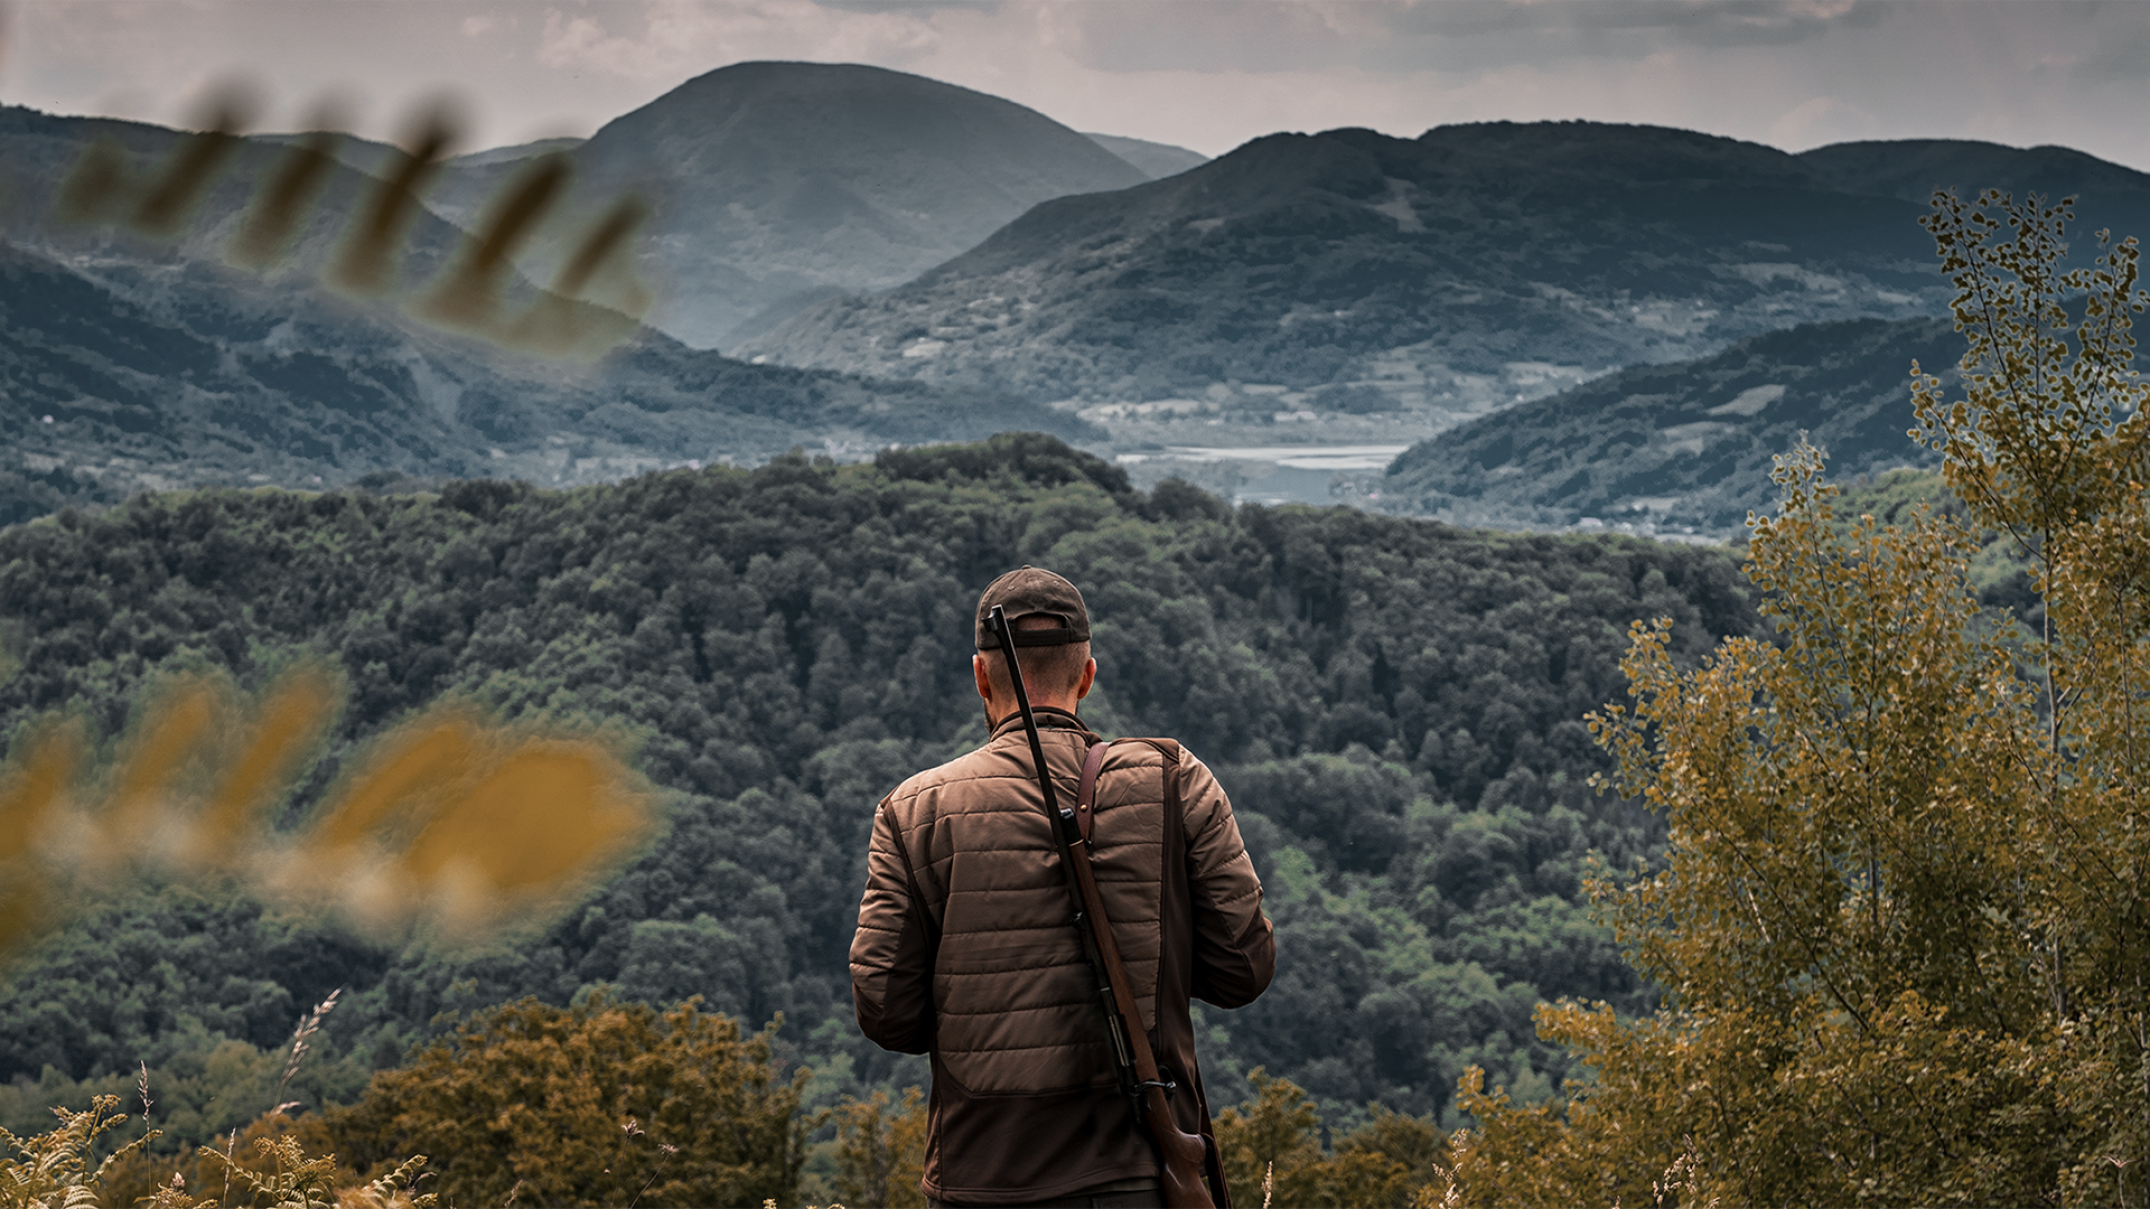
<box><xmin>5</xmin><ymin>1</ymin><xmax>2149</xmax><ymax>169</ymax></box>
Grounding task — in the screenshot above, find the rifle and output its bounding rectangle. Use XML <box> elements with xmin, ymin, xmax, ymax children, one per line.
<box><xmin>986</xmin><ymin>605</ymin><xmax>1225</xmax><ymax>1209</ymax></box>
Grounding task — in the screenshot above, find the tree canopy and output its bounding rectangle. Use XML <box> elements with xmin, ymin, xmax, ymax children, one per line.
<box><xmin>0</xmin><ymin>430</ymin><xmax>1757</xmax><ymax>1138</ymax></box>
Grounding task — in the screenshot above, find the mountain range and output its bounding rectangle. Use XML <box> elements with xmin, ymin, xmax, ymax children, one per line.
<box><xmin>2</xmin><ymin>64</ymin><xmax>1212</xmax><ymax>364</ymax></box>
<box><xmin>1081</xmin><ymin>133</ymin><xmax>1209</xmax><ymax>181</ymax></box>
<box><xmin>0</xmin><ymin>103</ymin><xmax>471</xmax><ymax>288</ymax></box>
<box><xmin>10</xmin><ymin>61</ymin><xmax>2150</xmax><ymax>534</ymax></box>
<box><xmin>746</xmin><ymin>123</ymin><xmax>1944</xmax><ymax>411</ymax></box>
<box><xmin>746</xmin><ymin>121</ymin><xmax>2150</xmax><ymax>452</ymax></box>
<box><xmin>0</xmin><ymin>70</ymin><xmax>1169</xmax><ymax>523</ymax></box>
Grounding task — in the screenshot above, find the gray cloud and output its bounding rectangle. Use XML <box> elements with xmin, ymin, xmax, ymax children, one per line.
<box><xmin>1557</xmin><ymin>0</ymin><xmax>1884</xmax><ymax>48</ymax></box>
<box><xmin>2072</xmin><ymin>20</ymin><xmax>2150</xmax><ymax>81</ymax></box>
<box><xmin>1021</xmin><ymin>3</ymin><xmax>1354</xmax><ymax>75</ymax></box>
<box><xmin>812</xmin><ymin>0</ymin><xmax>1004</xmax><ymax>11</ymax></box>
<box><xmin>1030</xmin><ymin>0</ymin><xmax>1892</xmax><ymax>78</ymax></box>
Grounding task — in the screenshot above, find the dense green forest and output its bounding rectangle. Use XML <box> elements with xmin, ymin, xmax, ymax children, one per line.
<box><xmin>0</xmin><ymin>433</ymin><xmax>1757</xmax><ymax>1143</ymax></box>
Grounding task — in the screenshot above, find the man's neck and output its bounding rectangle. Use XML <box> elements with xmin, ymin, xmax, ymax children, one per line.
<box><xmin>990</xmin><ymin>703</ymin><xmax>1082</xmax><ymax>732</ymax></box>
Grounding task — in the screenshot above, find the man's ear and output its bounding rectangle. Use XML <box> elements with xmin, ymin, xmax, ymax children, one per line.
<box><xmin>1076</xmin><ymin>657</ymin><xmax>1097</xmax><ymax>701</ymax></box>
<box><xmin>973</xmin><ymin>652</ymin><xmax>994</xmax><ymax>703</ymax></box>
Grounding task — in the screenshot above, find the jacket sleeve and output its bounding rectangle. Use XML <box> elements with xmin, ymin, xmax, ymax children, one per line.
<box><xmin>850</xmin><ymin>796</ymin><xmax>937</xmax><ymax>1053</ymax></box>
<box><xmin>1179</xmin><ymin>754</ymin><xmax>1276</xmax><ymax>1009</ymax></box>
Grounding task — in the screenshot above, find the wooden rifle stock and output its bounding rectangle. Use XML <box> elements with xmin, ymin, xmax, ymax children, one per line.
<box><xmin>987</xmin><ymin>607</ymin><xmax>1226</xmax><ymax>1209</ymax></box>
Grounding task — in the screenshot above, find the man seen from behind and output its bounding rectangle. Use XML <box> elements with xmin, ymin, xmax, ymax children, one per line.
<box><xmin>850</xmin><ymin>566</ymin><xmax>1276</xmax><ymax>1208</ymax></box>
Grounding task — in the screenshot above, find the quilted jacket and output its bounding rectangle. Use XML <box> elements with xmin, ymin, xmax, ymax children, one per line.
<box><xmin>850</xmin><ymin>707</ymin><xmax>1275</xmax><ymax>1206</ymax></box>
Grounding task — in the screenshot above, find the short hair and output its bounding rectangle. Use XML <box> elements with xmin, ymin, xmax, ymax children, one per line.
<box><xmin>982</xmin><ymin>613</ymin><xmax>1091</xmax><ymax>701</ymax></box>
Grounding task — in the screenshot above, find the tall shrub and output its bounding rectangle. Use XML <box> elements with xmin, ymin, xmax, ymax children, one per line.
<box><xmin>331</xmin><ymin>994</ymin><xmax>808</xmax><ymax>1207</ymax></box>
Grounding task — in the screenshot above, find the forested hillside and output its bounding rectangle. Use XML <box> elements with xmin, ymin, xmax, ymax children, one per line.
<box><xmin>0</xmin><ymin>236</ymin><xmax>1085</xmax><ymax>528</ymax></box>
<box><xmin>1381</xmin><ymin>317</ymin><xmax>1959</xmax><ymax>535</ymax></box>
<box><xmin>1798</xmin><ymin>137</ymin><xmax>2150</xmax><ymax>238</ymax></box>
<box><xmin>0</xmin><ymin>434</ymin><xmax>1755</xmax><ymax>1135</ymax></box>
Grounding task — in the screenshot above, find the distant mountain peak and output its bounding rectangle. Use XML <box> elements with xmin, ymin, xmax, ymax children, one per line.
<box><xmin>534</xmin><ymin>59</ymin><xmax>1149</xmax><ymax>349</ymax></box>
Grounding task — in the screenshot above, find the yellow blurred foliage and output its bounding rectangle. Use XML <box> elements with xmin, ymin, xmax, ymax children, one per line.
<box><xmin>193</xmin><ymin>669</ymin><xmax>342</xmax><ymax>866</ymax></box>
<box><xmin>0</xmin><ymin>660</ymin><xmax>660</xmax><ymax>961</ymax></box>
<box><xmin>0</xmin><ymin>719</ymin><xmax>84</xmax><ymax>960</ymax></box>
<box><xmin>288</xmin><ymin>710</ymin><xmax>657</xmax><ymax>941</ymax></box>
<box><xmin>0</xmin><ymin>720</ymin><xmax>82</xmax><ymax>866</ymax></box>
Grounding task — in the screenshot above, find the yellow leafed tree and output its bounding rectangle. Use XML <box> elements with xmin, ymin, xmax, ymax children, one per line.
<box><xmin>1446</xmin><ymin>192</ymin><xmax>2150</xmax><ymax>1205</ymax></box>
<box><xmin>328</xmin><ymin>994</ymin><xmax>809</xmax><ymax>1209</ymax></box>
<box><xmin>1212</xmin><ymin>1069</ymin><xmax>1445</xmax><ymax>1209</ymax></box>
<box><xmin>834</xmin><ymin>1086</ymin><xmax>927</xmax><ymax>1209</ymax></box>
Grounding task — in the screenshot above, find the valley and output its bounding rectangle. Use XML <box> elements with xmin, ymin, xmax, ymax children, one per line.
<box><xmin>14</xmin><ymin>62</ymin><xmax>2150</xmax><ymax>521</ymax></box>
<box><xmin>4</xmin><ymin>56</ymin><xmax>2149</xmax><ymax>1194</ymax></box>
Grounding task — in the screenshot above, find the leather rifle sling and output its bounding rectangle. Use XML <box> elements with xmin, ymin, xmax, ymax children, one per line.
<box><xmin>1076</xmin><ymin>739</ymin><xmax>1110</xmax><ymax>842</ymax></box>
<box><xmin>1075</xmin><ymin>741</ymin><xmax>1230</xmax><ymax>1209</ymax></box>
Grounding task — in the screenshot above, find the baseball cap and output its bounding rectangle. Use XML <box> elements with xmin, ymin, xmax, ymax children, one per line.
<box><xmin>975</xmin><ymin>566</ymin><xmax>1092</xmax><ymax>650</ymax></box>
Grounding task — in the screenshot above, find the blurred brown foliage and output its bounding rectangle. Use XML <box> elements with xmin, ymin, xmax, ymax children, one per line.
<box><xmin>0</xmin><ymin>661</ymin><xmax>660</xmax><ymax>964</ymax></box>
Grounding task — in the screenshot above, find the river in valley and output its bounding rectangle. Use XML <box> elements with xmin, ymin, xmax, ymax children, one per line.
<box><xmin>1116</xmin><ymin>444</ymin><xmax>1412</xmax><ymax>506</ymax></box>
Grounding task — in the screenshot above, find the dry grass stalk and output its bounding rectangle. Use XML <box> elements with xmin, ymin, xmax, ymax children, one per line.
<box><xmin>276</xmin><ymin>987</ymin><xmax>342</xmax><ymax>1109</ymax></box>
